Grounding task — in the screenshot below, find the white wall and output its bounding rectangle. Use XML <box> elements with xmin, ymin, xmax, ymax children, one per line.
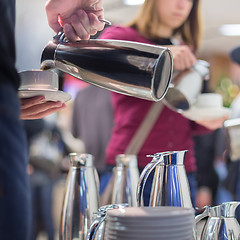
<box><xmin>15</xmin><ymin>0</ymin><xmax>54</xmax><ymax>72</ymax></box>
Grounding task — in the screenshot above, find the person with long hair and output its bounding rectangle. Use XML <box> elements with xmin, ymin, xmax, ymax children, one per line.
<box><xmin>98</xmin><ymin>0</ymin><xmax>228</xmax><ymax>205</ymax></box>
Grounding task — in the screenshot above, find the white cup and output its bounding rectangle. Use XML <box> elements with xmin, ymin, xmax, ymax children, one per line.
<box><xmin>195</xmin><ymin>93</ymin><xmax>223</xmax><ymax>108</ymax></box>
<box><xmin>18</xmin><ymin>70</ymin><xmax>58</xmax><ymax>91</ymax></box>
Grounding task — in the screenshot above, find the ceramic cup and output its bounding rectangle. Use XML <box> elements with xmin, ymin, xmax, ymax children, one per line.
<box><xmin>18</xmin><ymin>70</ymin><xmax>58</xmax><ymax>91</ymax></box>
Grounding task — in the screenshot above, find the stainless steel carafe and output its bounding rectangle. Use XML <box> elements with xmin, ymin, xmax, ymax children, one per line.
<box><xmin>111</xmin><ymin>154</ymin><xmax>139</xmax><ymax>206</ymax></box>
<box><xmin>137</xmin><ymin>150</ymin><xmax>193</xmax><ymax>208</ymax></box>
<box><xmin>41</xmin><ymin>32</ymin><xmax>173</xmax><ymax>102</ymax></box>
<box><xmin>195</xmin><ymin>201</ymin><xmax>240</xmax><ymax>240</ymax></box>
<box><xmin>60</xmin><ymin>153</ymin><xmax>100</xmax><ymax>240</ymax></box>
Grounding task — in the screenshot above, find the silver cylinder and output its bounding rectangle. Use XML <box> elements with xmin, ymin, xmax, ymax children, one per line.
<box><xmin>60</xmin><ymin>153</ymin><xmax>100</xmax><ymax>240</ymax></box>
<box><xmin>111</xmin><ymin>154</ymin><xmax>139</xmax><ymax>206</ymax></box>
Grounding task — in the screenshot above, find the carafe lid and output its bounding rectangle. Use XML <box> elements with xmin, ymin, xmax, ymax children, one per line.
<box><xmin>162</xmin><ymin>150</ymin><xmax>188</xmax><ymax>165</ymax></box>
<box><xmin>116</xmin><ymin>154</ymin><xmax>138</xmax><ymax>167</ymax></box>
<box><xmin>209</xmin><ymin>205</ymin><xmax>221</xmax><ymax>217</ymax></box>
<box><xmin>69</xmin><ymin>153</ymin><xmax>94</xmax><ymax>167</ymax></box>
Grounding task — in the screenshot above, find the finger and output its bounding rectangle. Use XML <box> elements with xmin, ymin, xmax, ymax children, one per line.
<box><xmin>63</xmin><ymin>23</ymin><xmax>80</xmax><ymax>42</ymax></box>
<box><xmin>185</xmin><ymin>52</ymin><xmax>197</xmax><ymax>68</ymax></box>
<box><xmin>173</xmin><ymin>52</ymin><xmax>186</xmax><ymax>71</ymax></box>
<box><xmin>181</xmin><ymin>46</ymin><xmax>196</xmax><ymax>68</ymax></box>
<box><xmin>178</xmin><ymin>48</ymin><xmax>190</xmax><ymax>70</ymax></box>
<box><xmin>189</xmin><ymin>53</ymin><xmax>197</xmax><ymax>66</ymax></box>
<box><xmin>174</xmin><ymin>57</ymin><xmax>184</xmax><ymax>71</ymax></box>
<box><xmin>70</xmin><ymin>11</ymin><xmax>90</xmax><ymax>40</ymax></box>
<box><xmin>183</xmin><ymin>57</ymin><xmax>192</xmax><ymax>70</ymax></box>
<box><xmin>20</xmin><ymin>96</ymin><xmax>45</xmax><ymax>109</ymax></box>
<box><xmin>76</xmin><ymin>9</ymin><xmax>92</xmax><ymax>34</ymax></box>
<box><xmin>45</xmin><ymin>2</ymin><xmax>62</xmax><ymax>33</ymax></box>
<box><xmin>21</xmin><ymin>101</ymin><xmax>64</xmax><ymax>119</ymax></box>
<box><xmin>47</xmin><ymin>15</ymin><xmax>62</xmax><ymax>33</ymax></box>
<box><xmin>88</xmin><ymin>13</ymin><xmax>105</xmax><ymax>34</ymax></box>
<box><xmin>21</xmin><ymin>105</ymin><xmax>66</xmax><ymax>120</ymax></box>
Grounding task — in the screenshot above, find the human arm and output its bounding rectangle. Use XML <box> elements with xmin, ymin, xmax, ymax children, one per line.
<box><xmin>20</xmin><ymin>96</ymin><xmax>66</xmax><ymax>120</ymax></box>
<box><xmin>195</xmin><ymin>115</ymin><xmax>229</xmax><ymax>130</ymax></box>
<box><xmin>45</xmin><ymin>0</ymin><xmax>105</xmax><ymax>41</ymax></box>
<box><xmin>190</xmin><ymin>114</ymin><xmax>229</xmax><ymax>136</ymax></box>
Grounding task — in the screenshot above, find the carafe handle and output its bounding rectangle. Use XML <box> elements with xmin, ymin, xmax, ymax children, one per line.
<box><xmin>195</xmin><ymin>206</ymin><xmax>210</xmax><ymax>224</ymax></box>
<box><xmin>86</xmin><ymin>203</ymin><xmax>128</xmax><ymax>240</ymax></box>
<box><xmin>136</xmin><ymin>153</ymin><xmax>167</xmax><ymax>206</ymax></box>
<box><xmin>86</xmin><ymin>214</ymin><xmax>105</xmax><ymax>240</ymax></box>
<box><xmin>53</xmin><ymin>19</ymin><xmax>112</xmax><ymax>43</ymax></box>
<box><xmin>136</xmin><ymin>161</ymin><xmax>157</xmax><ymax>206</ymax></box>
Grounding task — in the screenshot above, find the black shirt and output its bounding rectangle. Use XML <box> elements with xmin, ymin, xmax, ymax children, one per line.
<box><xmin>151</xmin><ymin>38</ymin><xmax>172</xmax><ymax>46</ymax></box>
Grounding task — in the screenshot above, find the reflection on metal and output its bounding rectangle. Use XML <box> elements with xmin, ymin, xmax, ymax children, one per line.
<box><xmin>137</xmin><ymin>150</ymin><xmax>192</xmax><ymax>208</ymax></box>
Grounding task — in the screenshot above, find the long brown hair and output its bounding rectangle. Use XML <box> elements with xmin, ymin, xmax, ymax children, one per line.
<box><xmin>128</xmin><ymin>0</ymin><xmax>202</xmax><ymax>51</ymax></box>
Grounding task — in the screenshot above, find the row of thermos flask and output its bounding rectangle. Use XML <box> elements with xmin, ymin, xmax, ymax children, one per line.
<box><xmin>59</xmin><ymin>152</ymin><xmax>240</xmax><ymax>240</ymax></box>
<box><xmin>59</xmin><ymin>153</ymin><xmax>140</xmax><ymax>240</ymax></box>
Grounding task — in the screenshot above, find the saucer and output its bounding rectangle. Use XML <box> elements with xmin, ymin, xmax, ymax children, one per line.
<box><xmin>18</xmin><ymin>89</ymin><xmax>72</xmax><ymax>103</ymax></box>
<box><xmin>182</xmin><ymin>106</ymin><xmax>231</xmax><ymax>121</ymax></box>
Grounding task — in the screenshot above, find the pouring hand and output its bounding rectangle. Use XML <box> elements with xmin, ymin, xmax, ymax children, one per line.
<box><xmin>20</xmin><ymin>96</ymin><xmax>66</xmax><ymax>120</ymax></box>
<box><xmin>62</xmin><ymin>9</ymin><xmax>104</xmax><ymax>41</ymax></box>
<box><xmin>45</xmin><ymin>0</ymin><xmax>105</xmax><ymax>40</ymax></box>
<box><xmin>195</xmin><ymin>115</ymin><xmax>230</xmax><ymax>130</ymax></box>
<box><xmin>167</xmin><ymin>45</ymin><xmax>197</xmax><ymax>71</ymax></box>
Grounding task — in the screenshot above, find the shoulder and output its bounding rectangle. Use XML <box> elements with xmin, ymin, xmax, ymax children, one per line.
<box><xmin>99</xmin><ymin>25</ymin><xmax>144</xmax><ymax>42</ymax></box>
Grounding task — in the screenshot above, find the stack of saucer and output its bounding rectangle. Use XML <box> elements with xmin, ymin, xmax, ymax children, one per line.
<box><xmin>104</xmin><ymin>207</ymin><xmax>195</xmax><ymax>240</ymax></box>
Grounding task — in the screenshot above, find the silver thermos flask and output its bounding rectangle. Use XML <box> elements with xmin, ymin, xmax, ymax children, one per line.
<box><xmin>111</xmin><ymin>154</ymin><xmax>140</xmax><ymax>207</ymax></box>
<box><xmin>60</xmin><ymin>153</ymin><xmax>100</xmax><ymax>240</ymax></box>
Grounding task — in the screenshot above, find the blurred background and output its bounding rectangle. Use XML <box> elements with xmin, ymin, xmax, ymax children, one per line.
<box><xmin>15</xmin><ymin>0</ymin><xmax>240</xmax><ymax>239</ymax></box>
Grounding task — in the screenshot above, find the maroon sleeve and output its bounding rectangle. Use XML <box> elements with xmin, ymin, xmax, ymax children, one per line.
<box><xmin>190</xmin><ymin>120</ymin><xmax>213</xmax><ymax>136</ymax></box>
<box><xmin>99</xmin><ymin>26</ymin><xmax>132</xmax><ymax>40</ymax></box>
<box><xmin>98</xmin><ymin>25</ymin><xmax>151</xmax><ymax>44</ymax></box>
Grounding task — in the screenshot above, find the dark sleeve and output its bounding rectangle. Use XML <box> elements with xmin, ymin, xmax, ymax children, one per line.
<box><xmin>23</xmin><ymin>119</ymin><xmax>45</xmax><ymax>142</ymax></box>
<box><xmin>214</xmin><ymin>127</ymin><xmax>227</xmax><ymax>157</ymax></box>
<box><xmin>0</xmin><ymin>0</ymin><xmax>20</xmax><ymax>89</ymax></box>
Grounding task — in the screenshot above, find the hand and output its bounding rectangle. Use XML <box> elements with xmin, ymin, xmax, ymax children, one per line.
<box><xmin>45</xmin><ymin>0</ymin><xmax>105</xmax><ymax>41</ymax></box>
<box><xmin>196</xmin><ymin>115</ymin><xmax>230</xmax><ymax>130</ymax></box>
<box><xmin>20</xmin><ymin>96</ymin><xmax>66</xmax><ymax>120</ymax></box>
<box><xmin>62</xmin><ymin>9</ymin><xmax>105</xmax><ymax>41</ymax></box>
<box><xmin>167</xmin><ymin>45</ymin><xmax>197</xmax><ymax>71</ymax></box>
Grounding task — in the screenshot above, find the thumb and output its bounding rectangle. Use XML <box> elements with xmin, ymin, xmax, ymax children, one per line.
<box><xmin>46</xmin><ymin>12</ymin><xmax>62</xmax><ymax>33</ymax></box>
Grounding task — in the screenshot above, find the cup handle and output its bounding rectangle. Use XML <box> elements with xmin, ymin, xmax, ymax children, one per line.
<box><xmin>86</xmin><ymin>215</ymin><xmax>105</xmax><ymax>240</ymax></box>
<box><xmin>86</xmin><ymin>203</ymin><xmax>128</xmax><ymax>240</ymax></box>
